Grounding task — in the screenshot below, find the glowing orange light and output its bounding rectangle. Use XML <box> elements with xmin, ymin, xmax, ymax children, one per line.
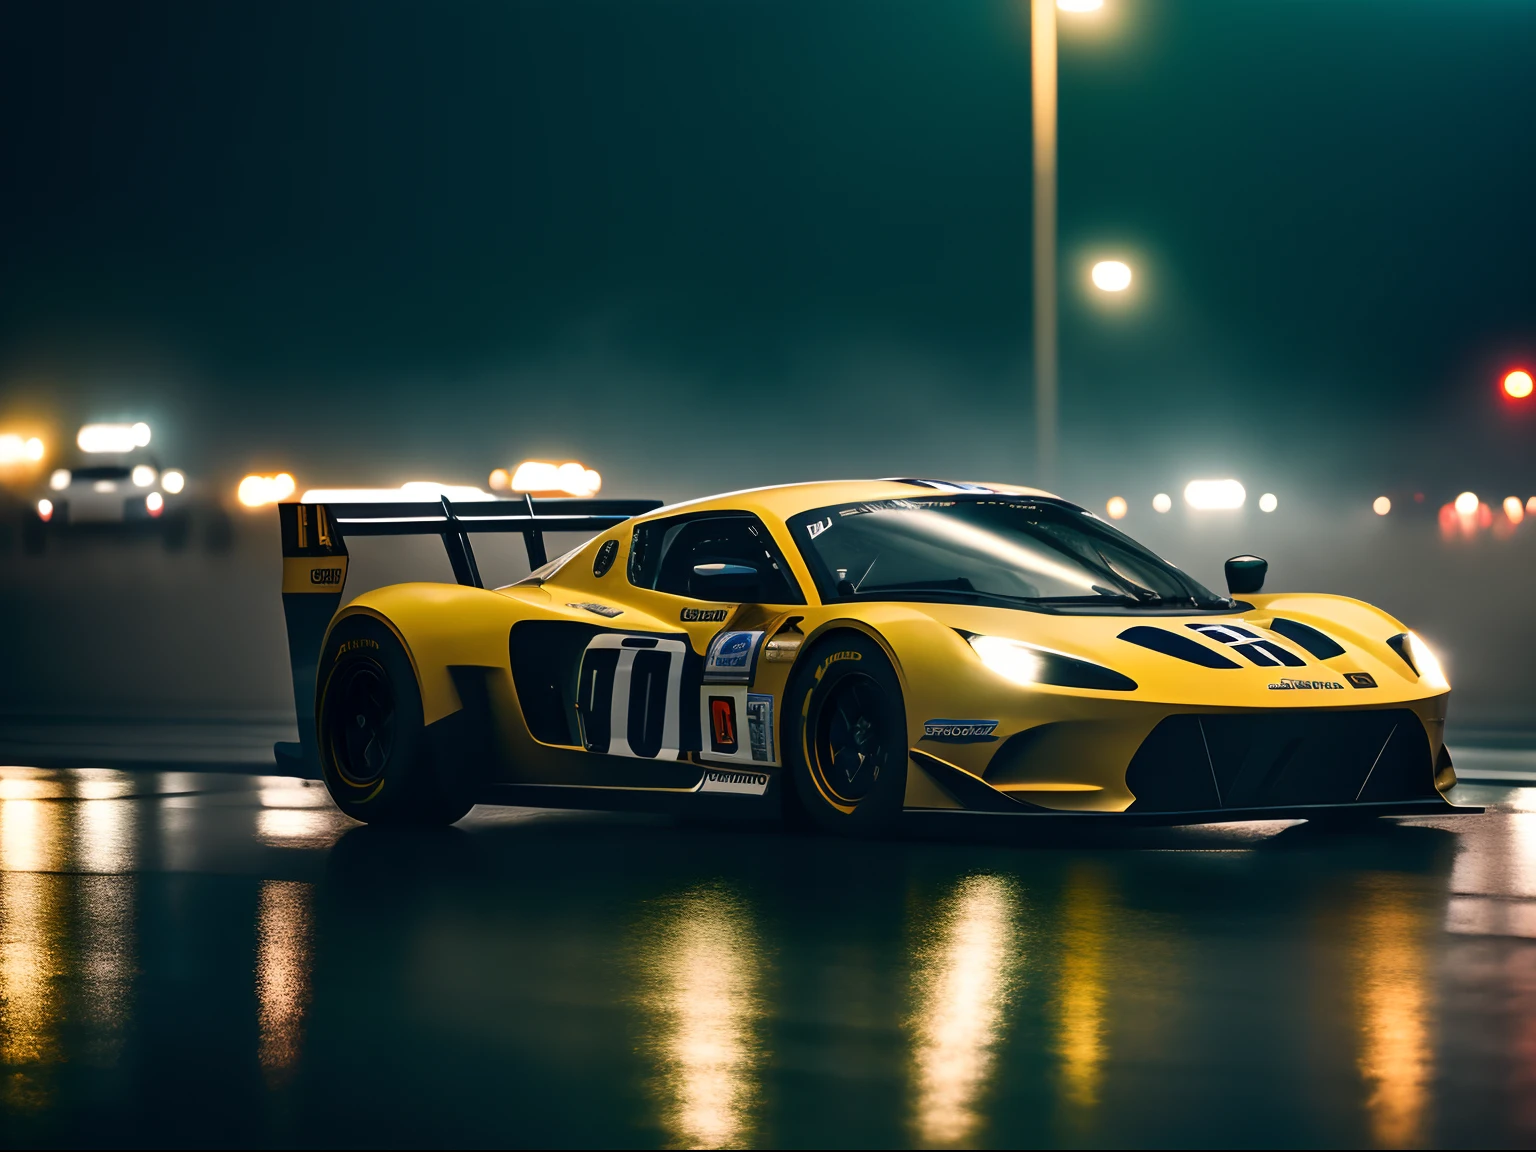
<box><xmin>1373</xmin><ymin>496</ymin><xmax>1391</xmax><ymax>516</ymax></box>
<box><xmin>1504</xmin><ymin>370</ymin><xmax>1533</xmax><ymax>399</ymax></box>
<box><xmin>238</xmin><ymin>473</ymin><xmax>297</xmax><ymax>508</ymax></box>
<box><xmin>1104</xmin><ymin>496</ymin><xmax>1127</xmax><ymax>520</ymax></box>
<box><xmin>488</xmin><ymin>468</ymin><xmax>510</xmax><ymax>492</ymax></box>
<box><xmin>1503</xmin><ymin>496</ymin><xmax>1524</xmax><ymax>525</ymax></box>
<box><xmin>511</xmin><ymin>460</ymin><xmax>602</xmax><ymax>498</ymax></box>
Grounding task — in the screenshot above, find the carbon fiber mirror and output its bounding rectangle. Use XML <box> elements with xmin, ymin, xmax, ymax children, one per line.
<box><xmin>1225</xmin><ymin>555</ymin><xmax>1268</xmax><ymax>595</ymax></box>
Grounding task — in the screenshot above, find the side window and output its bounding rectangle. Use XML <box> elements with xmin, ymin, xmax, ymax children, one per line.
<box><xmin>629</xmin><ymin>513</ymin><xmax>804</xmax><ymax>604</ymax></box>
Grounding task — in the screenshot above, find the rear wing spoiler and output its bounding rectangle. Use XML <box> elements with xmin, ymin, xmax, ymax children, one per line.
<box><xmin>274</xmin><ymin>495</ymin><xmax>662</xmax><ymax>774</ymax></box>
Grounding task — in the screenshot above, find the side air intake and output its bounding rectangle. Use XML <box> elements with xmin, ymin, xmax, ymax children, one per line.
<box><xmin>1117</xmin><ymin>626</ymin><xmax>1241</xmax><ymax>669</ymax></box>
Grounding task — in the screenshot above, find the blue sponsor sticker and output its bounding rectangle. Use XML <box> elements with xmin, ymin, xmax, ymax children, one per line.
<box><xmin>704</xmin><ymin>630</ymin><xmax>765</xmax><ymax>683</ymax></box>
<box><xmin>921</xmin><ymin>718</ymin><xmax>1000</xmax><ymax>743</ymax></box>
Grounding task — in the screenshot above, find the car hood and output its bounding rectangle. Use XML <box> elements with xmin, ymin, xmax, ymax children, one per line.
<box><xmin>903</xmin><ymin>593</ymin><xmax>1442</xmax><ymax>708</ymax></box>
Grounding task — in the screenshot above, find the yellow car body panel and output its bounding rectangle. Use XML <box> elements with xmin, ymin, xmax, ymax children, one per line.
<box><xmin>279</xmin><ymin>480</ymin><xmax>1464</xmax><ymax>823</ymax></box>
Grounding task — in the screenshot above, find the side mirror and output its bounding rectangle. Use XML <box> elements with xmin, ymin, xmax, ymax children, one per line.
<box><xmin>1225</xmin><ymin>555</ymin><xmax>1268</xmax><ymax>595</ymax></box>
<box><xmin>691</xmin><ymin>562</ymin><xmax>759</xmax><ymax>601</ymax></box>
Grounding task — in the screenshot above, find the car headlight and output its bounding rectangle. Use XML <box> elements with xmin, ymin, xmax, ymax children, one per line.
<box><xmin>161</xmin><ymin>469</ymin><xmax>185</xmax><ymax>494</ymax></box>
<box><xmin>965</xmin><ymin>633</ymin><xmax>1137</xmax><ymax>692</ymax></box>
<box><xmin>131</xmin><ymin>464</ymin><xmax>156</xmax><ymax>488</ymax></box>
<box><xmin>49</xmin><ymin>468</ymin><xmax>70</xmax><ymax>490</ymax></box>
<box><xmin>1387</xmin><ymin>630</ymin><xmax>1448</xmax><ymax>691</ymax></box>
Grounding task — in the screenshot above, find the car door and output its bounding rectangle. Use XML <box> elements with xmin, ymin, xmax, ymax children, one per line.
<box><xmin>572</xmin><ymin>510</ymin><xmax>805</xmax><ymax>770</ymax></box>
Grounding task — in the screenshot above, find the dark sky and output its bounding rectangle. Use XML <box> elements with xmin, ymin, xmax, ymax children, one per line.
<box><xmin>1</xmin><ymin>0</ymin><xmax>1533</xmax><ymax>500</ymax></box>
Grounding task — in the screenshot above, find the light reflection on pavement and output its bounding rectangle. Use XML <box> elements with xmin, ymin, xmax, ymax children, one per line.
<box><xmin>0</xmin><ymin>766</ymin><xmax>1534</xmax><ymax>1147</ymax></box>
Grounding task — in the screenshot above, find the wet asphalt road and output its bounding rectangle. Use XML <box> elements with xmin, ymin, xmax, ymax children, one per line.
<box><xmin>1</xmin><ymin>768</ymin><xmax>1534</xmax><ymax>1149</ymax></box>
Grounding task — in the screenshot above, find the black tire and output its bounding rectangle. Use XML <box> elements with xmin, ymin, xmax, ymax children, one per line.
<box><xmin>785</xmin><ymin>631</ymin><xmax>908</xmax><ymax>834</ymax></box>
<box><xmin>315</xmin><ymin>614</ymin><xmax>475</xmax><ymax>826</ymax></box>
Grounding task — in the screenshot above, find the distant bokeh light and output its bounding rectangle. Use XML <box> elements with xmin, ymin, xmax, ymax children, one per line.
<box><xmin>1373</xmin><ymin>496</ymin><xmax>1391</xmax><ymax>516</ymax></box>
<box><xmin>1454</xmin><ymin>491</ymin><xmax>1479</xmax><ymax>516</ymax></box>
<box><xmin>78</xmin><ymin>422</ymin><xmax>151</xmax><ymax>453</ymax></box>
<box><xmin>1152</xmin><ymin>492</ymin><xmax>1172</xmax><ymax>513</ymax></box>
<box><xmin>0</xmin><ymin>434</ymin><xmax>45</xmax><ymax>464</ymax></box>
<box><xmin>1503</xmin><ymin>496</ymin><xmax>1525</xmax><ymax>524</ymax></box>
<box><xmin>1105</xmin><ymin>496</ymin><xmax>1127</xmax><ymax>520</ymax></box>
<box><xmin>488</xmin><ymin>468</ymin><xmax>510</xmax><ymax>491</ymax></box>
<box><xmin>1090</xmin><ymin>260</ymin><xmax>1132</xmax><ymax>292</ymax></box>
<box><xmin>511</xmin><ymin>460</ymin><xmax>602</xmax><ymax>498</ymax></box>
<box><xmin>1528</xmin><ymin>496</ymin><xmax>1536</xmax><ymax>515</ymax></box>
<box><xmin>161</xmin><ymin>470</ymin><xmax>185</xmax><ymax>494</ymax></box>
<box><xmin>238</xmin><ymin>473</ymin><xmax>297</xmax><ymax>508</ymax></box>
<box><xmin>1184</xmin><ymin>479</ymin><xmax>1245</xmax><ymax>510</ymax></box>
<box><xmin>145</xmin><ymin>491</ymin><xmax>164</xmax><ymax>515</ymax></box>
<box><xmin>1504</xmin><ymin>369</ymin><xmax>1533</xmax><ymax>399</ymax></box>
<box><xmin>1258</xmin><ymin>492</ymin><xmax>1277</xmax><ymax>513</ymax></box>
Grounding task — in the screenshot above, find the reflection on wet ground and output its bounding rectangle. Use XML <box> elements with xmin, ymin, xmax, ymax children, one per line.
<box><xmin>1</xmin><ymin>769</ymin><xmax>1534</xmax><ymax>1147</ymax></box>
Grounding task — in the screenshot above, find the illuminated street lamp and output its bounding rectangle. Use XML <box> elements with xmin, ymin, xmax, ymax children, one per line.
<box><xmin>1033</xmin><ymin>0</ymin><xmax>1106</xmax><ymax>486</ymax></box>
<box><xmin>1090</xmin><ymin>260</ymin><xmax>1133</xmax><ymax>292</ymax></box>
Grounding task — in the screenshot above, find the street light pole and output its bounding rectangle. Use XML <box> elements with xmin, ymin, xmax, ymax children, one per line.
<box><xmin>1031</xmin><ymin>0</ymin><xmax>1058</xmax><ymax>487</ymax></box>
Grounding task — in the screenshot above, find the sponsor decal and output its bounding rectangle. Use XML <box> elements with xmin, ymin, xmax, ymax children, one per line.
<box><xmin>747</xmin><ymin>693</ymin><xmax>774</xmax><ymax>762</ymax></box>
<box><xmin>704</xmin><ymin>630</ymin><xmax>764</xmax><ymax>683</ymax></box>
<box><xmin>1345</xmin><ymin>672</ymin><xmax>1378</xmax><ymax>689</ymax></box>
<box><xmin>922</xmin><ymin>718</ymin><xmax>1000</xmax><ymax>743</ymax></box>
<box><xmin>681</xmin><ymin>607</ymin><xmax>729</xmax><ymax>623</ymax></box>
<box><xmin>709</xmin><ymin>696</ymin><xmax>739</xmax><ymax>754</ymax></box>
<box><xmin>568</xmin><ymin>601</ymin><xmax>623</xmax><ymax>618</ymax></box>
<box><xmin>806</xmin><ymin>517</ymin><xmax>833</xmax><ymax>539</ymax></box>
<box><xmin>698</xmin><ymin>767</ymin><xmax>769</xmax><ymax>796</ymax></box>
<box><xmin>1267</xmin><ymin>678</ymin><xmax>1345</xmax><ymax>691</ymax></box>
<box><xmin>310</xmin><ymin>566</ymin><xmax>344</xmax><ymax>585</ymax></box>
<box><xmin>338</xmin><ymin>638</ymin><xmax>380</xmax><ymax>655</ymax></box>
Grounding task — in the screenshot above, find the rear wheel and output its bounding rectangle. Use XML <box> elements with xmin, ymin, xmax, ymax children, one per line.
<box><xmin>786</xmin><ymin>632</ymin><xmax>908</xmax><ymax>834</ymax></box>
<box><xmin>316</xmin><ymin>615</ymin><xmax>474</xmax><ymax>825</ymax></box>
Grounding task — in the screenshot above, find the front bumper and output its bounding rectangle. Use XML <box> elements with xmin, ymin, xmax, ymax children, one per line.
<box><xmin>907</xmin><ymin>705</ymin><xmax>1475</xmax><ymax>819</ymax></box>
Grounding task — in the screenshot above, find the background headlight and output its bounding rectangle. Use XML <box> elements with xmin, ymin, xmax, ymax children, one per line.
<box><xmin>49</xmin><ymin>468</ymin><xmax>70</xmax><ymax>490</ymax></box>
<box><xmin>161</xmin><ymin>469</ymin><xmax>185</xmax><ymax>494</ymax></box>
<box><xmin>131</xmin><ymin>464</ymin><xmax>156</xmax><ymax>487</ymax></box>
<box><xmin>965</xmin><ymin>633</ymin><xmax>1137</xmax><ymax>692</ymax></box>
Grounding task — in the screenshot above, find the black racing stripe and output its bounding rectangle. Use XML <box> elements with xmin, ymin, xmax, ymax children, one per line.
<box><xmin>1117</xmin><ymin>626</ymin><xmax>1241</xmax><ymax>669</ymax></box>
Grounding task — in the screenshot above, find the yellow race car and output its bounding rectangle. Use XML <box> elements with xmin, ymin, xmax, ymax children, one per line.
<box><xmin>275</xmin><ymin>480</ymin><xmax>1473</xmax><ymax>830</ymax></box>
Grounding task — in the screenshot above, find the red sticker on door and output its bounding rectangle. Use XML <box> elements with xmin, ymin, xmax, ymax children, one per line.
<box><xmin>709</xmin><ymin>696</ymin><xmax>739</xmax><ymax>754</ymax></box>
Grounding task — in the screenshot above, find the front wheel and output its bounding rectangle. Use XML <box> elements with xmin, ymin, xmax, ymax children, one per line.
<box><xmin>315</xmin><ymin>614</ymin><xmax>475</xmax><ymax>826</ymax></box>
<box><xmin>785</xmin><ymin>631</ymin><xmax>908</xmax><ymax>834</ymax></box>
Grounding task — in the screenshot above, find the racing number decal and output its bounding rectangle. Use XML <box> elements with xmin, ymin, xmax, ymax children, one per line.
<box><xmin>577</xmin><ymin>635</ymin><xmax>688</xmax><ymax>759</ymax></box>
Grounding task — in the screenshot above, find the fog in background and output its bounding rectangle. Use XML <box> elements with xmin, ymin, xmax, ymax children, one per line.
<box><xmin>0</xmin><ymin>0</ymin><xmax>1532</xmax><ymax>751</ymax></box>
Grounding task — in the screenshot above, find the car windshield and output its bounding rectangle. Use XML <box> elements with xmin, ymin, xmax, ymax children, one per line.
<box><xmin>70</xmin><ymin>466</ymin><xmax>132</xmax><ymax>482</ymax></box>
<box><xmin>788</xmin><ymin>496</ymin><xmax>1230</xmax><ymax>612</ymax></box>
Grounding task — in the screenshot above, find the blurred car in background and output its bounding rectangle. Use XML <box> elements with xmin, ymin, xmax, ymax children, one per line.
<box><xmin>21</xmin><ymin>422</ymin><xmax>224</xmax><ymax>553</ymax></box>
